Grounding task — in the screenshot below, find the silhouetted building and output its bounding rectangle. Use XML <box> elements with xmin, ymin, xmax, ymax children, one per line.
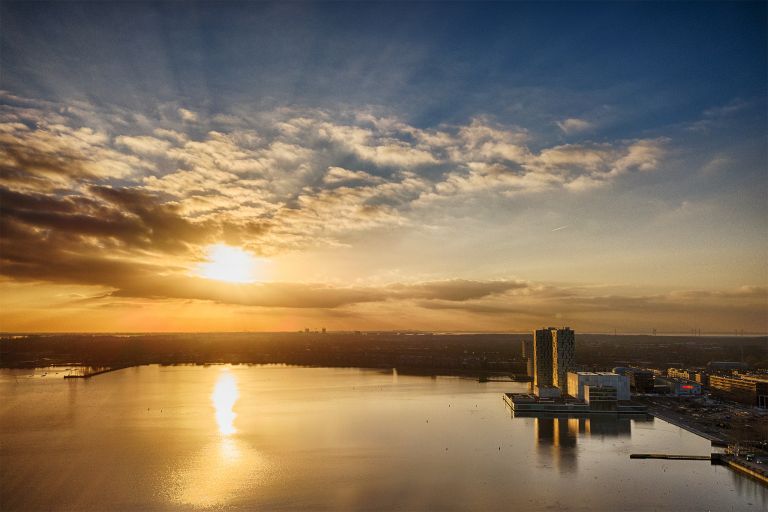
<box><xmin>629</xmin><ymin>369</ymin><xmax>655</xmax><ymax>393</ymax></box>
<box><xmin>533</xmin><ymin>328</ymin><xmax>554</xmax><ymax>388</ymax></box>
<box><xmin>522</xmin><ymin>338</ymin><xmax>534</xmax><ymax>378</ymax></box>
<box><xmin>552</xmin><ymin>328</ymin><xmax>576</xmax><ymax>389</ymax></box>
<box><xmin>521</xmin><ymin>338</ymin><xmax>532</xmax><ymax>359</ymax></box>
<box><xmin>533</xmin><ymin>327</ymin><xmax>576</xmax><ymax>392</ymax></box>
<box><xmin>534</xmin><ymin>385</ymin><xmax>561</xmax><ymax>399</ymax></box>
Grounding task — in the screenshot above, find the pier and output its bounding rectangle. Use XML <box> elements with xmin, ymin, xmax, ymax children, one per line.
<box><xmin>630</xmin><ymin>452</ymin><xmax>768</xmax><ymax>486</ymax></box>
<box><xmin>630</xmin><ymin>453</ymin><xmax>712</xmax><ymax>461</ymax></box>
<box><xmin>64</xmin><ymin>366</ymin><xmax>131</xmax><ymax>379</ymax></box>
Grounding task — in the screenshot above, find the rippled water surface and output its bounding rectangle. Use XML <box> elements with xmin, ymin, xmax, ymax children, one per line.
<box><xmin>1</xmin><ymin>365</ymin><xmax>765</xmax><ymax>511</ymax></box>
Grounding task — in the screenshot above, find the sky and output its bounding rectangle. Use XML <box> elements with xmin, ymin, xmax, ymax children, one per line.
<box><xmin>0</xmin><ymin>1</ymin><xmax>766</xmax><ymax>333</ymax></box>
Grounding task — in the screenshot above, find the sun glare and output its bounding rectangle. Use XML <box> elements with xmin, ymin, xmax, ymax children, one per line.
<box><xmin>212</xmin><ymin>368</ymin><xmax>239</xmax><ymax>436</ymax></box>
<box><xmin>196</xmin><ymin>244</ymin><xmax>264</xmax><ymax>283</ymax></box>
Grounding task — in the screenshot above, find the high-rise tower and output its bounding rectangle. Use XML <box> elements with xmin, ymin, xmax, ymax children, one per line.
<box><xmin>552</xmin><ymin>327</ymin><xmax>576</xmax><ymax>389</ymax></box>
<box><xmin>521</xmin><ymin>338</ymin><xmax>534</xmax><ymax>378</ymax></box>
<box><xmin>533</xmin><ymin>327</ymin><xmax>576</xmax><ymax>390</ymax></box>
<box><xmin>533</xmin><ymin>328</ymin><xmax>554</xmax><ymax>387</ymax></box>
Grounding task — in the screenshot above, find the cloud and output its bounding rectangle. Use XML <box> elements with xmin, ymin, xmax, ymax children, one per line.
<box><xmin>556</xmin><ymin>118</ymin><xmax>593</xmax><ymax>134</ymax></box>
<box><xmin>387</xmin><ymin>279</ymin><xmax>528</xmax><ymax>301</ymax></box>
<box><xmin>0</xmin><ymin>94</ymin><xmax>673</xmax><ymax>299</ymax></box>
<box><xmin>408</xmin><ymin>284</ymin><xmax>768</xmax><ymax>332</ymax></box>
<box><xmin>0</xmin><ymin>175</ymin><xmax>762</xmax><ymax>331</ymax></box>
<box><xmin>685</xmin><ymin>98</ymin><xmax>753</xmax><ymax>132</ymax></box>
<box><xmin>115</xmin><ymin>135</ymin><xmax>171</xmax><ymax>156</ymax></box>
<box><xmin>419</xmin><ymin>137</ymin><xmax>666</xmax><ymax>200</ymax></box>
<box><xmin>0</xmin><ymin>122</ymin><xmax>145</xmax><ymax>189</ymax></box>
<box><xmin>178</xmin><ymin>108</ymin><xmax>198</xmax><ymax>122</ymax></box>
<box><xmin>323</xmin><ymin>166</ymin><xmax>383</xmax><ymax>185</ymax></box>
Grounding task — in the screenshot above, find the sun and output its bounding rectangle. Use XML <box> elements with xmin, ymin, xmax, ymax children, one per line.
<box><xmin>196</xmin><ymin>244</ymin><xmax>265</xmax><ymax>283</ymax></box>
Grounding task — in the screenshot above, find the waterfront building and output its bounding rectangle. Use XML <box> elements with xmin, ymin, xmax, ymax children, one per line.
<box><xmin>584</xmin><ymin>385</ymin><xmax>618</xmax><ymax>412</ymax></box>
<box><xmin>533</xmin><ymin>327</ymin><xmax>576</xmax><ymax>391</ymax></box>
<box><xmin>552</xmin><ymin>328</ymin><xmax>576</xmax><ymax>389</ymax></box>
<box><xmin>534</xmin><ymin>385</ymin><xmax>561</xmax><ymax>399</ymax></box>
<box><xmin>567</xmin><ymin>372</ymin><xmax>630</xmax><ymax>401</ymax></box>
<box><xmin>503</xmin><ymin>392</ymin><xmax>647</xmax><ymax>415</ymax></box>
<box><xmin>533</xmin><ymin>328</ymin><xmax>554</xmax><ymax>388</ymax></box>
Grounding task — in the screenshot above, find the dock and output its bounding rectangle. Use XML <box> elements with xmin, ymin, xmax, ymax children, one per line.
<box><xmin>630</xmin><ymin>453</ymin><xmax>711</xmax><ymax>461</ymax></box>
<box><xmin>630</xmin><ymin>452</ymin><xmax>768</xmax><ymax>486</ymax></box>
<box><xmin>503</xmin><ymin>392</ymin><xmax>648</xmax><ymax>415</ymax></box>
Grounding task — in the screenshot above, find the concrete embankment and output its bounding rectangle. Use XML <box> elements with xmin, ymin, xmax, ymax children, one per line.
<box><xmin>643</xmin><ymin>407</ymin><xmax>726</xmax><ymax>444</ymax></box>
<box><xmin>726</xmin><ymin>458</ymin><xmax>768</xmax><ymax>486</ymax></box>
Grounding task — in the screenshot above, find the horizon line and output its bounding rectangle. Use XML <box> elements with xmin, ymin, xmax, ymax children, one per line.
<box><xmin>2</xmin><ymin>330</ymin><xmax>766</xmax><ymax>337</ymax></box>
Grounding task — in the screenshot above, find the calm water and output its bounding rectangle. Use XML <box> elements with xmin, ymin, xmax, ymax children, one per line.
<box><xmin>1</xmin><ymin>365</ymin><xmax>765</xmax><ymax>511</ymax></box>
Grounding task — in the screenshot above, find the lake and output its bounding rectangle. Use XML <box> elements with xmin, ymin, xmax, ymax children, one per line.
<box><xmin>1</xmin><ymin>365</ymin><xmax>765</xmax><ymax>511</ymax></box>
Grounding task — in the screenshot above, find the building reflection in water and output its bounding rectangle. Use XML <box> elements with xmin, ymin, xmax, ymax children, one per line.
<box><xmin>528</xmin><ymin>415</ymin><xmax>645</xmax><ymax>473</ymax></box>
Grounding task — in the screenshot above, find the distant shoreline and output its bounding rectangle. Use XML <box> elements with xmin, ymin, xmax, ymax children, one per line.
<box><xmin>2</xmin><ymin>331</ymin><xmax>767</xmax><ymax>337</ymax></box>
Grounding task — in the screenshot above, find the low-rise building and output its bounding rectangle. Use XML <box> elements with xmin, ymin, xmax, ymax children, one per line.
<box><xmin>667</xmin><ymin>368</ymin><xmax>709</xmax><ymax>387</ymax></box>
<box><xmin>534</xmin><ymin>385</ymin><xmax>561</xmax><ymax>399</ymax></box>
<box><xmin>629</xmin><ymin>369</ymin><xmax>655</xmax><ymax>393</ymax></box>
<box><xmin>709</xmin><ymin>374</ymin><xmax>768</xmax><ymax>408</ymax></box>
<box><xmin>584</xmin><ymin>385</ymin><xmax>618</xmax><ymax>411</ymax></box>
<box><xmin>655</xmin><ymin>377</ymin><xmax>701</xmax><ymax>396</ymax></box>
<box><xmin>667</xmin><ymin>368</ymin><xmax>693</xmax><ymax>380</ymax></box>
<box><xmin>566</xmin><ymin>372</ymin><xmax>630</xmax><ymax>401</ymax></box>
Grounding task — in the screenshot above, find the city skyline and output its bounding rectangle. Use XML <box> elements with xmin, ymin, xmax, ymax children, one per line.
<box><xmin>1</xmin><ymin>2</ymin><xmax>766</xmax><ymax>333</ymax></box>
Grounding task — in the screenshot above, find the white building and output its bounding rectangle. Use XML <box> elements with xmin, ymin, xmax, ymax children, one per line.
<box><xmin>567</xmin><ymin>372</ymin><xmax>630</xmax><ymax>401</ymax></box>
<box><xmin>584</xmin><ymin>385</ymin><xmax>619</xmax><ymax>411</ymax></box>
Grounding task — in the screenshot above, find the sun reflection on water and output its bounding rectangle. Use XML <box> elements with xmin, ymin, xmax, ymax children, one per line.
<box><xmin>170</xmin><ymin>367</ymin><xmax>271</xmax><ymax>508</ymax></box>
<box><xmin>212</xmin><ymin>368</ymin><xmax>239</xmax><ymax>436</ymax></box>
